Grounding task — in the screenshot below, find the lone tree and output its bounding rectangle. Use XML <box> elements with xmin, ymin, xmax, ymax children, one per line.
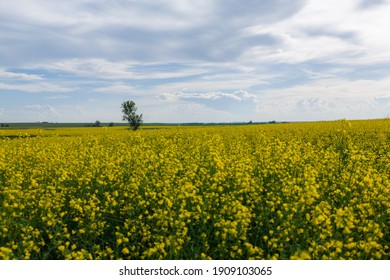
<box><xmin>121</xmin><ymin>100</ymin><xmax>143</xmax><ymax>131</ymax></box>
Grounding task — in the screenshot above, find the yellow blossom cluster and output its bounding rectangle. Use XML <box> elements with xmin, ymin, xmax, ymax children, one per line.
<box><xmin>0</xmin><ymin>119</ymin><xmax>389</xmax><ymax>259</ymax></box>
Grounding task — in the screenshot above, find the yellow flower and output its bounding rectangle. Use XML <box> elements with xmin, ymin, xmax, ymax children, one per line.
<box><xmin>291</xmin><ymin>251</ymin><xmax>311</xmax><ymax>260</ymax></box>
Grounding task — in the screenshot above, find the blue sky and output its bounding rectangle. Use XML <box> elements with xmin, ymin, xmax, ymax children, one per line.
<box><xmin>1</xmin><ymin>0</ymin><xmax>390</xmax><ymax>123</ymax></box>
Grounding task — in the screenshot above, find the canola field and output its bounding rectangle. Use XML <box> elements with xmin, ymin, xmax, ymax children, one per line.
<box><xmin>0</xmin><ymin>119</ymin><xmax>389</xmax><ymax>260</ymax></box>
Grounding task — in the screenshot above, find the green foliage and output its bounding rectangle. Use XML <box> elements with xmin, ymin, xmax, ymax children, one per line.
<box><xmin>121</xmin><ymin>101</ymin><xmax>143</xmax><ymax>131</ymax></box>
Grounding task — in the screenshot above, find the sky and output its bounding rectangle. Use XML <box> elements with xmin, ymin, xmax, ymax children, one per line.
<box><xmin>1</xmin><ymin>0</ymin><xmax>390</xmax><ymax>123</ymax></box>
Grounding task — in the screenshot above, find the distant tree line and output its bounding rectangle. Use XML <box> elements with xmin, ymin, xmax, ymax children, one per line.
<box><xmin>84</xmin><ymin>121</ymin><xmax>114</xmax><ymax>127</ymax></box>
<box><xmin>1</xmin><ymin>123</ymin><xmax>10</xmax><ymax>127</ymax></box>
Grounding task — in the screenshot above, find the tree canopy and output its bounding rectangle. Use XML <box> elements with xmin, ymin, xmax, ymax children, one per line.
<box><xmin>121</xmin><ymin>101</ymin><xmax>143</xmax><ymax>131</ymax></box>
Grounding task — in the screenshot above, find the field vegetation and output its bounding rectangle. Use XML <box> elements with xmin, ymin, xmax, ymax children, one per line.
<box><xmin>0</xmin><ymin>119</ymin><xmax>389</xmax><ymax>259</ymax></box>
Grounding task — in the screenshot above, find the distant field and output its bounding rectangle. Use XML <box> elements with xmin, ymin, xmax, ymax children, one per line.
<box><xmin>0</xmin><ymin>124</ymin><xmax>180</xmax><ymax>138</ymax></box>
<box><xmin>0</xmin><ymin>119</ymin><xmax>389</xmax><ymax>259</ymax></box>
<box><xmin>0</xmin><ymin>121</ymin><xmax>283</xmax><ymax>130</ymax></box>
<box><xmin>0</xmin><ymin>126</ymin><xmax>112</xmax><ymax>138</ymax></box>
<box><xmin>0</xmin><ymin>122</ymin><xmax>179</xmax><ymax>130</ymax></box>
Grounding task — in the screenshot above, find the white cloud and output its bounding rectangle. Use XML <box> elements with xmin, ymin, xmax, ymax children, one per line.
<box><xmin>144</xmin><ymin>101</ymin><xmax>240</xmax><ymax>123</ymax></box>
<box><xmin>24</xmin><ymin>104</ymin><xmax>56</xmax><ymax>112</ymax></box>
<box><xmin>375</xmin><ymin>95</ymin><xmax>390</xmax><ymax>103</ymax></box>
<box><xmin>53</xmin><ymin>104</ymin><xmax>122</xmax><ymax>123</ymax></box>
<box><xmin>43</xmin><ymin>59</ymin><xmax>134</xmax><ymax>79</ymax></box>
<box><xmin>160</xmin><ymin>89</ymin><xmax>256</xmax><ymax>102</ymax></box>
<box><xmin>0</xmin><ymin>82</ymin><xmax>75</xmax><ymax>93</ymax></box>
<box><xmin>0</xmin><ymin>69</ymin><xmax>43</xmax><ymax>80</ymax></box>
<box><xmin>94</xmin><ymin>84</ymin><xmax>137</xmax><ymax>93</ymax></box>
<box><xmin>44</xmin><ymin>95</ymin><xmax>70</xmax><ymax>100</ymax></box>
<box><xmin>254</xmin><ymin>76</ymin><xmax>390</xmax><ymax>121</ymax></box>
<box><xmin>153</xmin><ymin>72</ymin><xmax>275</xmax><ymax>95</ymax></box>
<box><xmin>240</xmin><ymin>0</ymin><xmax>390</xmax><ymax>66</ymax></box>
<box><xmin>2</xmin><ymin>0</ymin><xmax>390</xmax><ymax>67</ymax></box>
<box><xmin>158</xmin><ymin>89</ymin><xmax>258</xmax><ymax>120</ymax></box>
<box><xmin>21</xmin><ymin>105</ymin><xmax>59</xmax><ymax>121</ymax></box>
<box><xmin>0</xmin><ymin>0</ymin><xmax>306</xmax><ymax>65</ymax></box>
<box><xmin>42</xmin><ymin>59</ymin><xmax>207</xmax><ymax>80</ymax></box>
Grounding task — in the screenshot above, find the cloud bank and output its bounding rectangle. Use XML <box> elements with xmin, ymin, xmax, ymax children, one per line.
<box><xmin>0</xmin><ymin>0</ymin><xmax>389</xmax><ymax>122</ymax></box>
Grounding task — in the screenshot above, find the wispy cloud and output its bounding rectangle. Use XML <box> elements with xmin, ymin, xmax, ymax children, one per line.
<box><xmin>44</xmin><ymin>95</ymin><xmax>70</xmax><ymax>100</ymax></box>
<box><xmin>94</xmin><ymin>84</ymin><xmax>137</xmax><ymax>94</ymax></box>
<box><xmin>21</xmin><ymin>104</ymin><xmax>59</xmax><ymax>121</ymax></box>
<box><xmin>0</xmin><ymin>69</ymin><xmax>43</xmax><ymax>80</ymax></box>
<box><xmin>0</xmin><ymin>82</ymin><xmax>75</xmax><ymax>93</ymax></box>
<box><xmin>160</xmin><ymin>90</ymin><xmax>257</xmax><ymax>103</ymax></box>
<box><xmin>42</xmin><ymin>59</ymin><xmax>208</xmax><ymax>80</ymax></box>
